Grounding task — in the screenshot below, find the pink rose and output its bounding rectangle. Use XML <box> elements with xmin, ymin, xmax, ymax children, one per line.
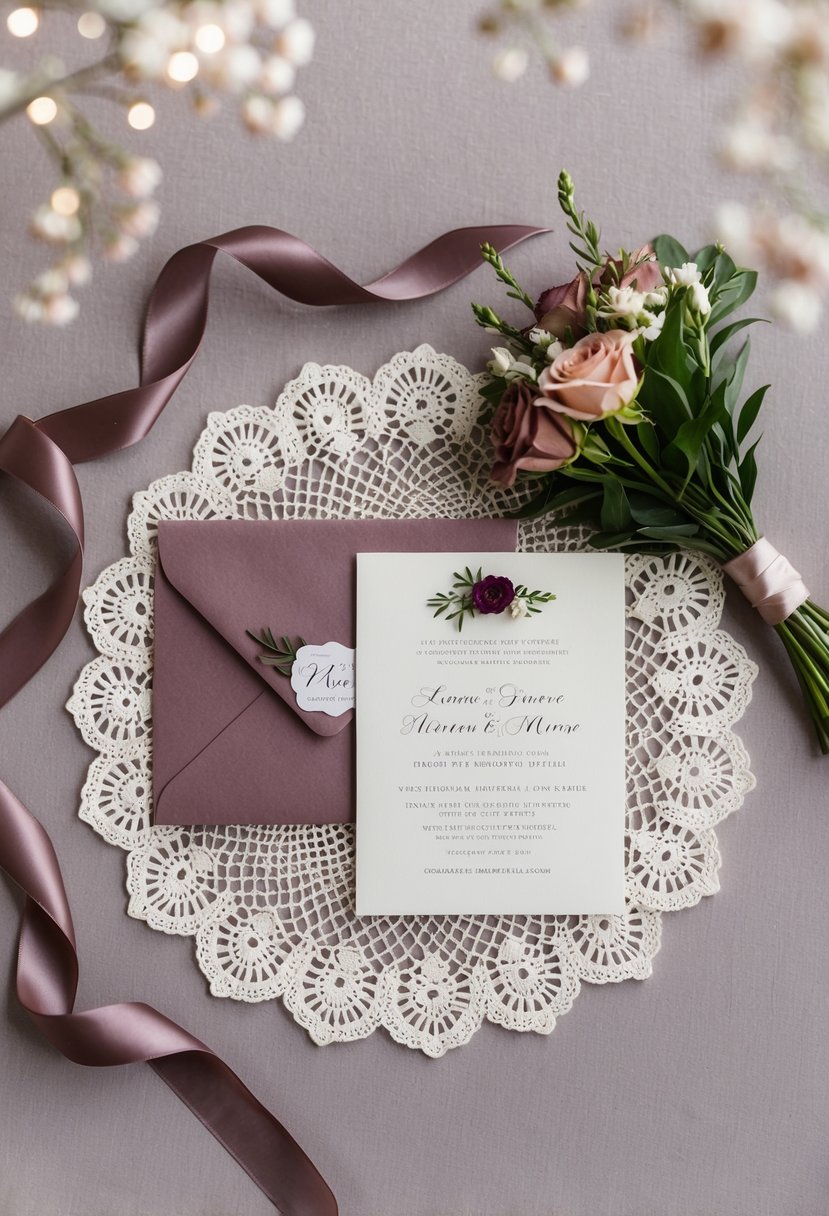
<box><xmin>490</xmin><ymin>381</ymin><xmax>578</xmax><ymax>488</ymax></box>
<box><xmin>534</xmin><ymin>271</ymin><xmax>590</xmax><ymax>340</ymax></box>
<box><xmin>536</xmin><ymin>330</ymin><xmax>641</xmax><ymax>422</ymax></box>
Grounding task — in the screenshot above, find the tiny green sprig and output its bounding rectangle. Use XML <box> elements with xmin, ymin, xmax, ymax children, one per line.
<box><xmin>470</xmin><ymin>302</ymin><xmax>535</xmax><ymax>354</ymax></box>
<box><xmin>557</xmin><ymin>168</ymin><xmax>603</xmax><ymax>275</ymax></box>
<box><xmin>427</xmin><ymin>566</ymin><xmax>482</xmax><ymax>632</ymax></box>
<box><xmin>512</xmin><ymin>585</ymin><xmax>557</xmax><ymax>615</ymax></box>
<box><xmin>480</xmin><ymin>241</ymin><xmax>536</xmax><ymax>313</ymax></box>
<box><xmin>246</xmin><ymin>629</ymin><xmax>307</xmax><ymax>677</ymax></box>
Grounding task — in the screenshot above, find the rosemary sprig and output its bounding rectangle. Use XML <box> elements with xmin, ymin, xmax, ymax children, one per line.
<box><xmin>246</xmin><ymin>629</ymin><xmax>307</xmax><ymax>677</ymax></box>
<box><xmin>427</xmin><ymin>566</ymin><xmax>482</xmax><ymax>633</ymax></box>
<box><xmin>512</xmin><ymin>584</ymin><xmax>556</xmax><ymax>615</ymax></box>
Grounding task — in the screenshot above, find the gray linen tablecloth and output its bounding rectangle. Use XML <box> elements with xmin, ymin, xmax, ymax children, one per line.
<box><xmin>1</xmin><ymin>3</ymin><xmax>828</xmax><ymax>1212</ymax></box>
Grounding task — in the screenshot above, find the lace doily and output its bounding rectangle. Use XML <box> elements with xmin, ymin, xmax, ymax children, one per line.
<box><xmin>67</xmin><ymin>345</ymin><xmax>758</xmax><ymax>1057</ymax></box>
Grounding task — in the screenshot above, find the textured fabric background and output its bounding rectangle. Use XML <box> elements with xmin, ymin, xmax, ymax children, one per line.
<box><xmin>1</xmin><ymin>3</ymin><xmax>828</xmax><ymax>1213</ymax></box>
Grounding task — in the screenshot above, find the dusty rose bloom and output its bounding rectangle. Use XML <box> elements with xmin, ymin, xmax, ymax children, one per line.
<box><xmin>534</xmin><ymin>271</ymin><xmax>590</xmax><ymax>339</ymax></box>
<box><xmin>602</xmin><ymin>245</ymin><xmax>663</xmax><ymax>294</ymax></box>
<box><xmin>490</xmin><ymin>381</ymin><xmax>578</xmax><ymax>488</ymax></box>
<box><xmin>536</xmin><ymin>330</ymin><xmax>641</xmax><ymax>422</ymax></box>
<box><xmin>533</xmin><ymin>247</ymin><xmax>661</xmax><ymax>340</ymax></box>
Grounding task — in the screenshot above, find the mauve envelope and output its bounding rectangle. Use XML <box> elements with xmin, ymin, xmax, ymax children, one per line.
<box><xmin>153</xmin><ymin>517</ymin><xmax>518</xmax><ymax>825</ymax></box>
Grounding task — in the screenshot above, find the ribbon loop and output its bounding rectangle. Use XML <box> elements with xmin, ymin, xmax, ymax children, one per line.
<box><xmin>722</xmin><ymin>536</ymin><xmax>810</xmax><ymax>626</ymax></box>
<box><xmin>0</xmin><ymin>416</ymin><xmax>85</xmax><ymax>708</ymax></box>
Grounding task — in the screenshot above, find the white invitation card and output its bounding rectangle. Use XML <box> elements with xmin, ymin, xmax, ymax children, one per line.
<box><xmin>355</xmin><ymin>551</ymin><xmax>626</xmax><ymax>916</ymax></box>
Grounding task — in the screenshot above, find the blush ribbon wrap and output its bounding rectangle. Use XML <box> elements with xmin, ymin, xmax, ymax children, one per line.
<box><xmin>0</xmin><ymin>222</ymin><xmax>547</xmax><ymax>1213</ymax></box>
<box><xmin>721</xmin><ymin>537</ymin><xmax>810</xmax><ymax>626</ymax></box>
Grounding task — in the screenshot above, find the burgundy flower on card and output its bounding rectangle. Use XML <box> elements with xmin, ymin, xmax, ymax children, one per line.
<box><xmin>471</xmin><ymin>574</ymin><xmax>515</xmax><ymax>614</ymax></box>
<box><xmin>427</xmin><ymin>566</ymin><xmax>555</xmax><ymax>631</ymax></box>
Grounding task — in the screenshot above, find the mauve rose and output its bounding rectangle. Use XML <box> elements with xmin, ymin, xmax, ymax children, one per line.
<box><xmin>536</xmin><ymin>329</ymin><xmax>641</xmax><ymax>422</ymax></box>
<box><xmin>533</xmin><ymin>249</ymin><xmax>661</xmax><ymax>340</ymax></box>
<box><xmin>601</xmin><ymin>245</ymin><xmax>663</xmax><ymax>294</ymax></box>
<box><xmin>490</xmin><ymin>381</ymin><xmax>578</xmax><ymax>488</ymax></box>
<box><xmin>534</xmin><ymin>271</ymin><xmax>589</xmax><ymax>339</ymax></box>
<box><xmin>472</xmin><ymin>575</ymin><xmax>515</xmax><ymax>615</ymax></box>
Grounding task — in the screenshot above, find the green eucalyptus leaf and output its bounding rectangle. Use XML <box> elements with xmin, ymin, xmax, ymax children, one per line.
<box><xmin>627</xmin><ymin>492</ymin><xmax>691</xmax><ymax>529</ymax></box>
<box><xmin>637</xmin><ymin>523</ymin><xmax>700</xmax><ymax>539</ymax></box>
<box><xmin>709</xmin><ymin>269</ymin><xmax>758</xmax><ymax>325</ymax></box>
<box><xmin>637</xmin><ymin>367</ymin><xmax>693</xmax><ymax>440</ymax></box>
<box><xmin>635</xmin><ymin>419</ymin><xmax>660</xmax><ymax>463</ymax></box>
<box><xmin>600</xmin><ymin>480</ymin><xmax>632</xmax><ymax>532</ymax></box>
<box><xmin>706</xmin><ymin>377</ymin><xmax>737</xmax><ymax>465</ymax></box>
<box><xmin>652</xmin><ymin>234</ymin><xmax>689</xmax><ymax>269</ymax></box>
<box><xmin>587</xmin><ymin>530</ymin><xmax>636</xmax><ymax>550</ymax></box>
<box><xmin>723</xmin><ymin>338</ymin><xmax>751</xmax><ymax>416</ymax></box>
<box><xmin>709</xmin><ymin>316</ymin><xmax>765</xmax><ymax>360</ymax></box>
<box><xmin>649</xmin><ymin>303</ymin><xmax>692</xmax><ymax>386</ymax></box>
<box><xmin>739</xmin><ymin>436</ymin><xmax>762</xmax><ymax>503</ymax></box>
<box><xmin>711</xmin><ymin>249</ymin><xmax>737</xmax><ymax>290</ymax></box>
<box><xmin>736</xmin><ymin>384</ymin><xmax>769</xmax><ymax>446</ymax></box>
<box><xmin>479</xmin><ymin>379</ymin><xmax>508</xmax><ymax>405</ymax></box>
<box><xmin>692</xmin><ymin>244</ymin><xmax>720</xmax><ymax>274</ymax></box>
<box><xmin>555</xmin><ymin>464</ymin><xmax>609</xmax><ymax>484</ymax></box>
<box><xmin>508</xmin><ymin>479</ymin><xmax>604</xmax><ymax>520</ymax></box>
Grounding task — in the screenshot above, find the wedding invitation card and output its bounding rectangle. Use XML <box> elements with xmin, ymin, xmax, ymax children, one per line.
<box><xmin>355</xmin><ymin>551</ymin><xmax>626</xmax><ymax>915</ymax></box>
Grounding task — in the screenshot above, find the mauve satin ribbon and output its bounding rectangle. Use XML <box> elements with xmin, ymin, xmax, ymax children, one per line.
<box><xmin>722</xmin><ymin>536</ymin><xmax>810</xmax><ymax>626</ymax></box>
<box><xmin>0</xmin><ymin>222</ymin><xmax>547</xmax><ymax>1213</ymax></box>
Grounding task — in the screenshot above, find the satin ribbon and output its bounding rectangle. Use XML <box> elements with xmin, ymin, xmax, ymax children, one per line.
<box><xmin>722</xmin><ymin>536</ymin><xmax>809</xmax><ymax>626</ymax></box>
<box><xmin>0</xmin><ymin>222</ymin><xmax>547</xmax><ymax>1213</ymax></box>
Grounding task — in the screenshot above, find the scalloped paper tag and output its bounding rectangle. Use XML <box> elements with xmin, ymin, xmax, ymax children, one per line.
<box><xmin>290</xmin><ymin>641</ymin><xmax>355</xmax><ymax>716</ymax></box>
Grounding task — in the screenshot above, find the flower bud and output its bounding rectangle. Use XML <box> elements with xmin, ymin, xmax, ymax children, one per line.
<box><xmin>488</xmin><ymin>347</ymin><xmax>512</xmax><ymax>375</ymax></box>
<box><xmin>686</xmin><ymin>280</ymin><xmax>711</xmax><ymax>317</ymax></box>
<box><xmin>666</xmin><ymin>262</ymin><xmax>702</xmax><ymax>287</ymax></box>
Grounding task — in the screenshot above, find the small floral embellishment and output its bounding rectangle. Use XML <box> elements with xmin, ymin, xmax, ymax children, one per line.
<box><xmin>427</xmin><ymin>566</ymin><xmax>555</xmax><ymax>632</ymax></box>
<box><xmin>472</xmin><ymin>574</ymin><xmax>515</xmax><ymax>614</ymax></box>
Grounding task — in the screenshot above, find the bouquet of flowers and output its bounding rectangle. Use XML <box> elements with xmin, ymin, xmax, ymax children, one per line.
<box><xmin>473</xmin><ymin>170</ymin><xmax>829</xmax><ymax>753</ymax></box>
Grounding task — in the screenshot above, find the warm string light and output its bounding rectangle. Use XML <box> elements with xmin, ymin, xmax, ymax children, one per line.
<box><xmin>127</xmin><ymin>101</ymin><xmax>156</xmax><ymax>130</ymax></box>
<box><xmin>50</xmin><ymin>186</ymin><xmax>80</xmax><ymax>216</ymax></box>
<box><xmin>167</xmin><ymin>51</ymin><xmax>199</xmax><ymax>83</ymax></box>
<box><xmin>194</xmin><ymin>23</ymin><xmax>226</xmax><ymax>54</ymax></box>
<box><xmin>26</xmin><ymin>96</ymin><xmax>57</xmax><ymax>125</ymax></box>
<box><xmin>10</xmin><ymin>1</ymin><xmax>316</xmax><ymax>326</ymax></box>
<box><xmin>7</xmin><ymin>7</ymin><xmax>39</xmax><ymax>37</ymax></box>
<box><xmin>77</xmin><ymin>11</ymin><xmax>106</xmax><ymax>39</ymax></box>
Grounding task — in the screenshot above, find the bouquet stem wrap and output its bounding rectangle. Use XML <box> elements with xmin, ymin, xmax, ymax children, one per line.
<box><xmin>723</xmin><ymin>540</ymin><xmax>829</xmax><ymax>752</ymax></box>
<box><xmin>722</xmin><ymin>538</ymin><xmax>810</xmax><ymax>626</ymax></box>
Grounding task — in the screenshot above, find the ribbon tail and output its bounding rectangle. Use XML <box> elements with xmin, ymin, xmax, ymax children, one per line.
<box><xmin>0</xmin><ymin>777</ymin><xmax>337</xmax><ymax>1216</ymax></box>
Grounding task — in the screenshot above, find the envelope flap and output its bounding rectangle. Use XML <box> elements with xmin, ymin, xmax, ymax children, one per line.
<box><xmin>156</xmin><ymin>517</ymin><xmax>520</xmax><ymax>740</ymax></box>
<box><xmin>157</xmin><ymin>520</ymin><xmax>354</xmax><ymax>737</ymax></box>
